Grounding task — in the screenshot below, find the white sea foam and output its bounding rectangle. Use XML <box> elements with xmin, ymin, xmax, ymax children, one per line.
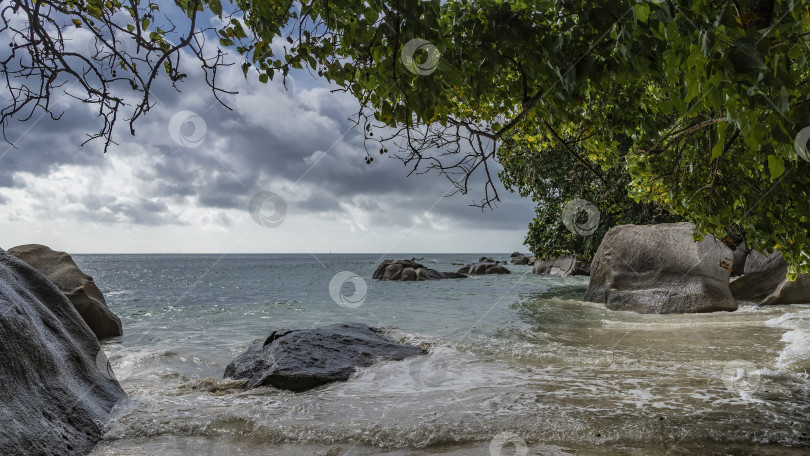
<box><xmin>765</xmin><ymin>309</ymin><xmax>810</xmax><ymax>372</ymax></box>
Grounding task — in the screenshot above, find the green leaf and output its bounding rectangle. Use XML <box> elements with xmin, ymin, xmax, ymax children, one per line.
<box><xmin>634</xmin><ymin>3</ymin><xmax>650</xmax><ymax>23</ymax></box>
<box><xmin>767</xmin><ymin>155</ymin><xmax>785</xmax><ymax>178</ymax></box>
<box><xmin>208</xmin><ymin>0</ymin><xmax>222</xmax><ymax>16</ymax></box>
<box><xmin>711</xmin><ymin>130</ymin><xmax>726</xmax><ymax>161</ymax></box>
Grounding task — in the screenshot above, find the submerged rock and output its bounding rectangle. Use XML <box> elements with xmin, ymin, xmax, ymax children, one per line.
<box><xmin>373</xmin><ymin>259</ymin><xmax>466</xmax><ymax>281</ymax></box>
<box><xmin>584</xmin><ymin>223</ymin><xmax>737</xmax><ymax>313</ymax></box>
<box><xmin>456</xmin><ymin>260</ymin><xmax>510</xmax><ymax>275</ymax></box>
<box><xmin>532</xmin><ymin>255</ymin><xmax>590</xmax><ymax>277</ymax></box>
<box><xmin>224</xmin><ymin>322</ymin><xmax>426</xmax><ymax>391</ymax></box>
<box><xmin>8</xmin><ymin>244</ymin><xmax>122</xmax><ymax>339</ymax></box>
<box><xmin>0</xmin><ymin>248</ymin><xmax>126</xmax><ymax>455</ymax></box>
<box><xmin>730</xmin><ymin>251</ymin><xmax>810</xmax><ymax>305</ymax></box>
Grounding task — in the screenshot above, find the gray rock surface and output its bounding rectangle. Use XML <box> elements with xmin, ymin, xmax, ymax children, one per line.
<box><xmin>731</xmin><ymin>242</ymin><xmax>750</xmax><ymax>277</ymax></box>
<box><xmin>456</xmin><ymin>261</ymin><xmax>511</xmax><ymax>275</ymax></box>
<box><xmin>730</xmin><ymin>250</ymin><xmax>810</xmax><ymax>305</ymax></box>
<box><xmin>584</xmin><ymin>223</ymin><xmax>737</xmax><ymax>313</ymax></box>
<box><xmin>532</xmin><ymin>255</ymin><xmax>590</xmax><ymax>277</ymax></box>
<box><xmin>373</xmin><ymin>260</ymin><xmax>466</xmax><ymax>281</ymax></box>
<box><xmin>224</xmin><ymin>322</ymin><xmax>426</xmax><ymax>391</ymax></box>
<box><xmin>0</xmin><ymin>248</ymin><xmax>126</xmax><ymax>455</ymax></box>
<box><xmin>8</xmin><ymin>244</ymin><xmax>122</xmax><ymax>339</ymax></box>
<box><xmin>510</xmin><ymin>254</ymin><xmax>531</xmax><ymax>265</ymax></box>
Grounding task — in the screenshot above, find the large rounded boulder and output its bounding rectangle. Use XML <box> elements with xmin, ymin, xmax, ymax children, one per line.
<box><xmin>224</xmin><ymin>322</ymin><xmax>426</xmax><ymax>391</ymax></box>
<box><xmin>730</xmin><ymin>250</ymin><xmax>810</xmax><ymax>305</ymax></box>
<box><xmin>0</xmin><ymin>248</ymin><xmax>126</xmax><ymax>455</ymax></box>
<box><xmin>584</xmin><ymin>223</ymin><xmax>737</xmax><ymax>313</ymax></box>
<box><xmin>8</xmin><ymin>244</ymin><xmax>122</xmax><ymax>339</ymax></box>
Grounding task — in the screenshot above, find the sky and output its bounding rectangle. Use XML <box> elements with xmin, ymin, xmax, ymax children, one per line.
<box><xmin>0</xmin><ymin>8</ymin><xmax>536</xmax><ymax>254</ymax></box>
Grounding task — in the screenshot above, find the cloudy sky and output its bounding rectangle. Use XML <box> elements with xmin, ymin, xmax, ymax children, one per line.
<box><xmin>0</xmin><ymin>11</ymin><xmax>536</xmax><ymax>254</ymax></box>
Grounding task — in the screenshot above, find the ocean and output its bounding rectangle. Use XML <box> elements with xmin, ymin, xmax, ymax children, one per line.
<box><xmin>76</xmin><ymin>254</ymin><xmax>810</xmax><ymax>455</ymax></box>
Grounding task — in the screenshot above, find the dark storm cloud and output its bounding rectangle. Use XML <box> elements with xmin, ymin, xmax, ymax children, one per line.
<box><xmin>0</xmin><ymin>46</ymin><xmax>536</xmax><ymax>233</ymax></box>
<box><xmin>0</xmin><ymin>101</ymin><xmax>107</xmax><ymax>187</ymax></box>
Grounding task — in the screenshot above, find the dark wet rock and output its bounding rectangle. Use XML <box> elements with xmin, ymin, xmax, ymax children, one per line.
<box><xmin>731</xmin><ymin>243</ymin><xmax>751</xmax><ymax>277</ymax></box>
<box><xmin>224</xmin><ymin>322</ymin><xmax>426</xmax><ymax>391</ymax></box>
<box><xmin>0</xmin><ymin>248</ymin><xmax>126</xmax><ymax>455</ymax></box>
<box><xmin>457</xmin><ymin>261</ymin><xmax>511</xmax><ymax>275</ymax></box>
<box><xmin>532</xmin><ymin>255</ymin><xmax>590</xmax><ymax>277</ymax></box>
<box><xmin>584</xmin><ymin>223</ymin><xmax>737</xmax><ymax>313</ymax></box>
<box><xmin>479</xmin><ymin>256</ymin><xmax>497</xmax><ymax>263</ymax></box>
<box><xmin>414</xmin><ymin>268</ymin><xmax>466</xmax><ymax>280</ymax></box>
<box><xmin>509</xmin><ymin>252</ymin><xmax>523</xmax><ymax>258</ymax></box>
<box><xmin>373</xmin><ymin>260</ymin><xmax>466</xmax><ymax>281</ymax></box>
<box><xmin>510</xmin><ymin>254</ymin><xmax>531</xmax><ymax>265</ymax></box>
<box><xmin>8</xmin><ymin>244</ymin><xmax>122</xmax><ymax>339</ymax></box>
<box><xmin>730</xmin><ymin>251</ymin><xmax>810</xmax><ymax>305</ymax></box>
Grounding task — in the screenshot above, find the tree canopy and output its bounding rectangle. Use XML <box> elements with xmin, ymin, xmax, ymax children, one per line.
<box><xmin>2</xmin><ymin>0</ymin><xmax>809</xmax><ymax>274</ymax></box>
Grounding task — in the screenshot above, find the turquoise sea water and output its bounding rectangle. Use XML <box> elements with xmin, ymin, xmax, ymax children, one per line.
<box><xmin>75</xmin><ymin>254</ymin><xmax>810</xmax><ymax>455</ymax></box>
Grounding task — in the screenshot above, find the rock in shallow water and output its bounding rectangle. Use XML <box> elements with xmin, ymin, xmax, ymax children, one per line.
<box><xmin>584</xmin><ymin>222</ymin><xmax>737</xmax><ymax>313</ymax></box>
<box><xmin>456</xmin><ymin>261</ymin><xmax>510</xmax><ymax>275</ymax></box>
<box><xmin>224</xmin><ymin>322</ymin><xmax>426</xmax><ymax>391</ymax></box>
<box><xmin>0</xmin><ymin>248</ymin><xmax>126</xmax><ymax>455</ymax></box>
<box><xmin>373</xmin><ymin>259</ymin><xmax>466</xmax><ymax>281</ymax></box>
<box><xmin>8</xmin><ymin>244</ymin><xmax>123</xmax><ymax>339</ymax></box>
<box><xmin>730</xmin><ymin>250</ymin><xmax>810</xmax><ymax>305</ymax></box>
<box><xmin>510</xmin><ymin>253</ymin><xmax>531</xmax><ymax>265</ymax></box>
<box><xmin>532</xmin><ymin>255</ymin><xmax>590</xmax><ymax>277</ymax></box>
